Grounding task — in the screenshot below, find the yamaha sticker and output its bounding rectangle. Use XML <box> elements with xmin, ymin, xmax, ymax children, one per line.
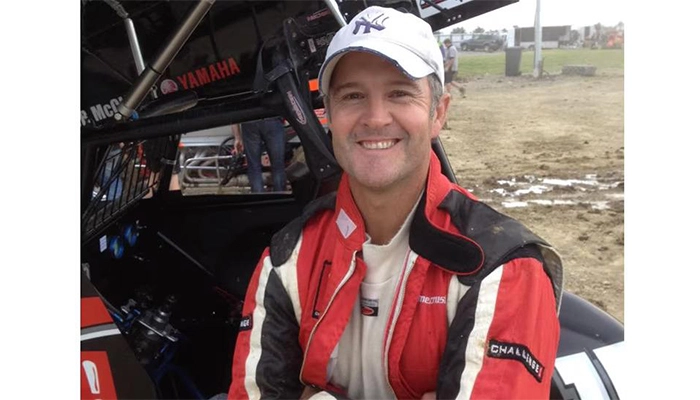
<box><xmin>487</xmin><ymin>339</ymin><xmax>544</xmax><ymax>382</ymax></box>
<box><xmin>360</xmin><ymin>298</ymin><xmax>378</xmax><ymax>317</ymax></box>
<box><xmin>239</xmin><ymin>315</ymin><xmax>253</xmax><ymax>331</ymax></box>
<box><xmin>175</xmin><ymin>57</ymin><xmax>241</xmax><ymax>90</ymax></box>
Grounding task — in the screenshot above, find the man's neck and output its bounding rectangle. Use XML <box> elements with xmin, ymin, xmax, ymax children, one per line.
<box><xmin>349</xmin><ymin>175</ymin><xmax>427</xmax><ymax>245</ymax></box>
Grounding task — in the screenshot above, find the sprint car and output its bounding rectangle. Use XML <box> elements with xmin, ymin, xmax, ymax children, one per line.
<box><xmin>80</xmin><ymin>1</ymin><xmax>624</xmax><ymax>398</ymax></box>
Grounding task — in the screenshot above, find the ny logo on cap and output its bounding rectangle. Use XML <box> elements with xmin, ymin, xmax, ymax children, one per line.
<box><xmin>353</xmin><ymin>13</ymin><xmax>389</xmax><ymax>35</ymax></box>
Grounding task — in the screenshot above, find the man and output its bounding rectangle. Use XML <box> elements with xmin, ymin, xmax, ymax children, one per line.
<box><xmin>229</xmin><ymin>6</ymin><xmax>562</xmax><ymax>399</ymax></box>
<box><xmin>442</xmin><ymin>38</ymin><xmax>466</xmax><ymax>97</ymax></box>
<box><xmin>234</xmin><ymin>117</ymin><xmax>287</xmax><ymax>192</ymax></box>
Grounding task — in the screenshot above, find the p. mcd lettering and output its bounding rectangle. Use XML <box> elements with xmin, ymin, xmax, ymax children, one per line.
<box><xmin>81</xmin><ymin>96</ymin><xmax>124</xmax><ymax>126</ymax></box>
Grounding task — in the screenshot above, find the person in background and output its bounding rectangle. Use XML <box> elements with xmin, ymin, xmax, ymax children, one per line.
<box><xmin>443</xmin><ymin>38</ymin><xmax>467</xmax><ymax>98</ymax></box>
<box><xmin>438</xmin><ymin>38</ymin><xmax>451</xmax><ymax>130</ymax></box>
<box><xmin>98</xmin><ymin>145</ymin><xmax>124</xmax><ymax>201</ymax></box>
<box><xmin>234</xmin><ymin>117</ymin><xmax>287</xmax><ymax>193</ymax></box>
<box><xmin>229</xmin><ymin>6</ymin><xmax>562</xmax><ymax>399</ymax></box>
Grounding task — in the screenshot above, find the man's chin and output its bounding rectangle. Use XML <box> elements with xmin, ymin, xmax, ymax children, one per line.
<box><xmin>347</xmin><ymin>171</ymin><xmax>401</xmax><ymax>192</ymax></box>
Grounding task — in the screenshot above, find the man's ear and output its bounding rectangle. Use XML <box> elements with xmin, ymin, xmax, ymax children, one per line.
<box><xmin>323</xmin><ymin>96</ymin><xmax>332</xmax><ymax>125</ymax></box>
<box><xmin>431</xmin><ymin>92</ymin><xmax>451</xmax><ymax>139</ymax></box>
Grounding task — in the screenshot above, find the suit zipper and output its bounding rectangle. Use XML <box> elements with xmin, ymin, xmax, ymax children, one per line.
<box><xmin>300</xmin><ymin>251</ymin><xmax>358</xmax><ymax>385</ymax></box>
<box><xmin>383</xmin><ymin>250</ymin><xmax>416</xmax><ymax>399</ymax></box>
<box><xmin>311</xmin><ymin>260</ymin><xmax>332</xmax><ymax>318</ymax></box>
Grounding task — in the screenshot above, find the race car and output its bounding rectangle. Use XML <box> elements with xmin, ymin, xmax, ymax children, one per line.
<box><xmin>80</xmin><ymin>1</ymin><xmax>624</xmax><ymax>398</ymax></box>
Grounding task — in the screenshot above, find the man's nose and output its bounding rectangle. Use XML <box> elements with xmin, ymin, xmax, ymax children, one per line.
<box><xmin>361</xmin><ymin>96</ymin><xmax>392</xmax><ymax>129</ymax></box>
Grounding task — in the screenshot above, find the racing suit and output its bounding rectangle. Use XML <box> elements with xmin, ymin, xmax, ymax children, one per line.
<box><xmin>229</xmin><ymin>151</ymin><xmax>563</xmax><ymax>399</ymax></box>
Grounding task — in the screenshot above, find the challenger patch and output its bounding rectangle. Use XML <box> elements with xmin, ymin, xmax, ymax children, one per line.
<box><xmin>487</xmin><ymin>339</ymin><xmax>544</xmax><ymax>382</ymax></box>
<box><xmin>239</xmin><ymin>315</ymin><xmax>253</xmax><ymax>331</ymax></box>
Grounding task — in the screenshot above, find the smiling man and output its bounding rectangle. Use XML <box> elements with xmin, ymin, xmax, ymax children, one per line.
<box><xmin>325</xmin><ymin>50</ymin><xmax>442</xmax><ymax>245</ymax></box>
<box><xmin>229</xmin><ymin>6</ymin><xmax>563</xmax><ymax>399</ymax></box>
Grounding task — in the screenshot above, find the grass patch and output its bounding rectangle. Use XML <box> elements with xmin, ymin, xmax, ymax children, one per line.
<box><xmin>457</xmin><ymin>48</ymin><xmax>624</xmax><ymax>77</ymax></box>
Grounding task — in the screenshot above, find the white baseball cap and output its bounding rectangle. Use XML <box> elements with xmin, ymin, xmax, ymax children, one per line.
<box><xmin>318</xmin><ymin>6</ymin><xmax>444</xmax><ymax>96</ymax></box>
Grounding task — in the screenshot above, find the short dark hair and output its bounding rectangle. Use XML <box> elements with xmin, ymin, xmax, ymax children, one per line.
<box><xmin>443</xmin><ymin>38</ymin><xmax>452</xmax><ymax>44</ymax></box>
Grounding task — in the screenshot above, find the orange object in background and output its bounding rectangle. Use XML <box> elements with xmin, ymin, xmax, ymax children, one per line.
<box><xmin>308</xmin><ymin>79</ymin><xmax>319</xmax><ymax>92</ymax></box>
<box><xmin>606</xmin><ymin>32</ymin><xmax>624</xmax><ymax>49</ymax></box>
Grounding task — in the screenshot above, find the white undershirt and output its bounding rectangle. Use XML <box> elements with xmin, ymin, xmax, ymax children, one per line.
<box><xmin>329</xmin><ymin>196</ymin><xmax>421</xmax><ymax>399</ymax></box>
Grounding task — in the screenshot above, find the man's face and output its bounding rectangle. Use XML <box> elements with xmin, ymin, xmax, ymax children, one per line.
<box><xmin>326</xmin><ymin>52</ymin><xmax>449</xmax><ymax>192</ymax></box>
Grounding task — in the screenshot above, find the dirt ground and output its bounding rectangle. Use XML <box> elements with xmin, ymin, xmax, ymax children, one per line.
<box><xmin>177</xmin><ymin>67</ymin><xmax>625</xmax><ymax>323</ymax></box>
<box><xmin>440</xmin><ymin>70</ymin><xmax>624</xmax><ymax>323</ymax></box>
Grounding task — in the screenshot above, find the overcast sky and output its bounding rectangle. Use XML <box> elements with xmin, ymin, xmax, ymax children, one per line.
<box><xmin>440</xmin><ymin>0</ymin><xmax>625</xmax><ymax>32</ymax></box>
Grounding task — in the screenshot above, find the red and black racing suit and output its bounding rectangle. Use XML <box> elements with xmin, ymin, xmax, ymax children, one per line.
<box><xmin>229</xmin><ymin>151</ymin><xmax>563</xmax><ymax>399</ymax></box>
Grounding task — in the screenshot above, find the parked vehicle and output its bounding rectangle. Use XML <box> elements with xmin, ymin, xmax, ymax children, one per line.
<box><xmin>81</xmin><ymin>1</ymin><xmax>624</xmax><ymax>399</ymax></box>
<box><xmin>460</xmin><ymin>34</ymin><xmax>504</xmax><ymax>51</ymax></box>
<box><xmin>511</xmin><ymin>25</ymin><xmax>573</xmax><ymax>50</ymax></box>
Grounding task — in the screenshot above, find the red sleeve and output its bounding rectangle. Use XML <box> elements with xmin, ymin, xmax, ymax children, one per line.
<box><xmin>469</xmin><ymin>257</ymin><xmax>560</xmax><ymax>399</ymax></box>
<box><xmin>228</xmin><ymin>249</ymin><xmax>267</xmax><ymax>400</ymax></box>
<box><xmin>228</xmin><ymin>248</ymin><xmax>306</xmax><ymax>399</ymax></box>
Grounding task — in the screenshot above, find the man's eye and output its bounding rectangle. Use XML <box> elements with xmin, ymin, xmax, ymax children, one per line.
<box><xmin>390</xmin><ymin>90</ymin><xmax>410</xmax><ymax>98</ymax></box>
<box><xmin>342</xmin><ymin>93</ymin><xmax>363</xmax><ymax>100</ymax></box>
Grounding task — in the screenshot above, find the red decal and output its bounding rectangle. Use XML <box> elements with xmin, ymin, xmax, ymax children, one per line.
<box><xmin>176</xmin><ymin>74</ymin><xmax>189</xmax><ymax>90</ymax></box>
<box><xmin>81</xmin><ymin>297</ymin><xmax>112</xmax><ymax>328</ymax></box>
<box><xmin>195</xmin><ymin>68</ymin><xmax>211</xmax><ymax>85</ymax></box>
<box><xmin>81</xmin><ymin>351</ymin><xmax>118</xmax><ymax>400</ymax></box>
<box><xmin>187</xmin><ymin>72</ymin><xmax>199</xmax><ymax>88</ymax></box>
<box><xmin>306</xmin><ymin>8</ymin><xmax>331</xmax><ymax>22</ymax></box>
<box><xmin>420</xmin><ymin>0</ymin><xmax>446</xmax><ymax>10</ymax></box>
<box><xmin>228</xmin><ymin>57</ymin><xmax>241</xmax><ymax>75</ymax></box>
<box><xmin>174</xmin><ymin>57</ymin><xmax>242</xmax><ymax>91</ymax></box>
<box><xmin>208</xmin><ymin>64</ymin><xmax>221</xmax><ymax>81</ymax></box>
<box><xmin>217</xmin><ymin>60</ymin><xmax>230</xmax><ymax>78</ymax></box>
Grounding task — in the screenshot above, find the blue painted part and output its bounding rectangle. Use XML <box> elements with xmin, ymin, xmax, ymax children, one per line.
<box><xmin>109</xmin><ymin>236</ymin><xmax>125</xmax><ymax>259</ymax></box>
<box><xmin>109</xmin><ymin>310</ymin><xmax>124</xmax><ymax>323</ymax></box>
<box><xmin>124</xmin><ymin>224</ymin><xmax>139</xmax><ymax>246</ymax></box>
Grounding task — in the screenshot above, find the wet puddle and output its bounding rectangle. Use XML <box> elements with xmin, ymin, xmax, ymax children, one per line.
<box><xmin>479</xmin><ymin>174</ymin><xmax>624</xmax><ymax>210</ymax></box>
<box><xmin>501</xmin><ymin>199</ymin><xmax>615</xmax><ymax>210</ymax></box>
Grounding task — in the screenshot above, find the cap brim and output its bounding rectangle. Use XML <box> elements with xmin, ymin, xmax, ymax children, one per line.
<box><xmin>319</xmin><ymin>39</ymin><xmax>436</xmax><ymax>96</ymax></box>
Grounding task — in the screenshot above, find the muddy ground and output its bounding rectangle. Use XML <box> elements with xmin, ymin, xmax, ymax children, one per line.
<box><xmin>440</xmin><ymin>71</ymin><xmax>624</xmax><ymax>322</ymax></box>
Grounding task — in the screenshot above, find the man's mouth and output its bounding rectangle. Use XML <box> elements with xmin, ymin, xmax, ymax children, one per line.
<box><xmin>358</xmin><ymin>139</ymin><xmax>399</xmax><ymax>150</ymax></box>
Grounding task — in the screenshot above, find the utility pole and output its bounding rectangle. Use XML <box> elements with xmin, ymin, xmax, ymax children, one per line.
<box><xmin>533</xmin><ymin>0</ymin><xmax>543</xmax><ymax>78</ymax></box>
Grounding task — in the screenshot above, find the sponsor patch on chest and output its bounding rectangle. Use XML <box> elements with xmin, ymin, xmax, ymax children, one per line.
<box><xmin>487</xmin><ymin>339</ymin><xmax>544</xmax><ymax>382</ymax></box>
<box><xmin>418</xmin><ymin>295</ymin><xmax>446</xmax><ymax>305</ymax></box>
<box><xmin>360</xmin><ymin>297</ymin><xmax>378</xmax><ymax>317</ymax></box>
